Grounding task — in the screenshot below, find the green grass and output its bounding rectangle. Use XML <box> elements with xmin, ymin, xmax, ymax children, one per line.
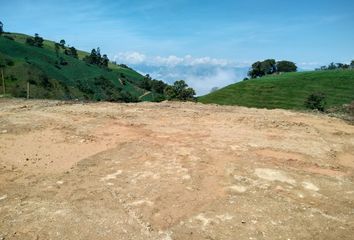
<box><xmin>0</xmin><ymin>32</ymin><xmax>161</xmax><ymax>101</ymax></box>
<box><xmin>198</xmin><ymin>70</ymin><xmax>354</xmax><ymax>110</ymax></box>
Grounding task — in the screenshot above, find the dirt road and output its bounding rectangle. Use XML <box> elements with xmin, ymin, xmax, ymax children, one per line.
<box><xmin>0</xmin><ymin>99</ymin><xmax>353</xmax><ymax>240</ymax></box>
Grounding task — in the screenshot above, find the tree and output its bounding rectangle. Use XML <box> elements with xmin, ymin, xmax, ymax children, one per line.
<box><xmin>60</xmin><ymin>39</ymin><xmax>66</xmax><ymax>48</ymax></box>
<box><xmin>173</xmin><ymin>80</ymin><xmax>188</xmax><ymax>95</ymax></box>
<box><xmin>327</xmin><ymin>62</ymin><xmax>337</xmax><ymax>70</ymax></box>
<box><xmin>96</xmin><ymin>47</ymin><xmax>101</xmax><ymax>60</ymax></box>
<box><xmin>101</xmin><ymin>54</ymin><xmax>109</xmax><ymax>67</ymax></box>
<box><xmin>83</xmin><ymin>48</ymin><xmax>109</xmax><ymax>67</ymax></box>
<box><xmin>276</xmin><ymin>61</ymin><xmax>297</xmax><ymax>72</ymax></box>
<box><xmin>84</xmin><ymin>48</ymin><xmax>98</xmax><ymax>65</ymax></box>
<box><xmin>0</xmin><ymin>21</ymin><xmax>3</xmax><ymax>35</ymax></box>
<box><xmin>248</xmin><ymin>61</ymin><xmax>264</xmax><ymax>78</ymax></box>
<box><xmin>70</xmin><ymin>47</ymin><xmax>78</xmax><ymax>58</ymax></box>
<box><xmin>151</xmin><ymin>80</ymin><xmax>167</xmax><ymax>94</ymax></box>
<box><xmin>305</xmin><ymin>92</ymin><xmax>326</xmax><ymax>112</ymax></box>
<box><xmin>336</xmin><ymin>63</ymin><xmax>344</xmax><ymax>69</ymax></box>
<box><xmin>164</xmin><ymin>80</ymin><xmax>195</xmax><ymax>101</ymax></box>
<box><xmin>178</xmin><ymin>87</ymin><xmax>196</xmax><ymax>100</ymax></box>
<box><xmin>139</xmin><ymin>77</ymin><xmax>152</xmax><ymax>91</ymax></box>
<box><xmin>248</xmin><ymin>59</ymin><xmax>276</xmax><ymax>78</ymax></box>
<box><xmin>350</xmin><ymin>60</ymin><xmax>354</xmax><ymax>69</ymax></box>
<box><xmin>34</xmin><ymin>33</ymin><xmax>44</xmax><ymax>47</ymax></box>
<box><xmin>261</xmin><ymin>59</ymin><xmax>276</xmax><ymax>75</ymax></box>
<box><xmin>164</xmin><ymin>85</ymin><xmax>176</xmax><ymax>100</ymax></box>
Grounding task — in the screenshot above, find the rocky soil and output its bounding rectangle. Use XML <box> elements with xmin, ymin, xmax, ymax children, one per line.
<box><xmin>0</xmin><ymin>99</ymin><xmax>353</xmax><ymax>240</ymax></box>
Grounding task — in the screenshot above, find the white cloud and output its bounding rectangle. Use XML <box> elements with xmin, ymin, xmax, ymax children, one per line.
<box><xmin>115</xmin><ymin>52</ymin><xmax>147</xmax><ymax>64</ymax></box>
<box><xmin>184</xmin><ymin>68</ymin><xmax>239</xmax><ymax>96</ymax></box>
<box><xmin>113</xmin><ymin>52</ymin><xmax>244</xmax><ymax>68</ymax></box>
<box><xmin>136</xmin><ymin>65</ymin><xmax>248</xmax><ymax>96</ymax></box>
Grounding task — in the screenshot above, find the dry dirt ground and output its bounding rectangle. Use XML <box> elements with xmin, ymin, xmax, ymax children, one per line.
<box><xmin>0</xmin><ymin>99</ymin><xmax>354</xmax><ymax>240</ymax></box>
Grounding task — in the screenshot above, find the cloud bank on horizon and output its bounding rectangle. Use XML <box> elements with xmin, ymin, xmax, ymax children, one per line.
<box><xmin>114</xmin><ymin>52</ymin><xmax>250</xmax><ymax>95</ymax></box>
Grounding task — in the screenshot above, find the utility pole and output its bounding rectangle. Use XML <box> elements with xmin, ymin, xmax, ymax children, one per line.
<box><xmin>27</xmin><ymin>81</ymin><xmax>30</xmax><ymax>99</ymax></box>
<box><xmin>1</xmin><ymin>68</ymin><xmax>5</xmax><ymax>95</ymax></box>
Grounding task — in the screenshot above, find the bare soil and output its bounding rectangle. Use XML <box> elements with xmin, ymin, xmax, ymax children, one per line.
<box><xmin>0</xmin><ymin>99</ymin><xmax>353</xmax><ymax>240</ymax></box>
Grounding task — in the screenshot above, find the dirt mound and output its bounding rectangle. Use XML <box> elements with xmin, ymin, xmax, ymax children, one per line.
<box><xmin>1</xmin><ymin>99</ymin><xmax>353</xmax><ymax>240</ymax></box>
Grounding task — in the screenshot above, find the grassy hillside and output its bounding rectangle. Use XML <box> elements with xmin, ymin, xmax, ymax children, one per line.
<box><xmin>198</xmin><ymin>70</ymin><xmax>354</xmax><ymax>110</ymax></box>
<box><xmin>0</xmin><ymin>32</ymin><xmax>159</xmax><ymax>101</ymax></box>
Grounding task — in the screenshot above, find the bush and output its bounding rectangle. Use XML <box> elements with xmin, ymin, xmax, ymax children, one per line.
<box><xmin>26</xmin><ymin>34</ymin><xmax>44</xmax><ymax>48</ymax></box>
<box><xmin>119</xmin><ymin>91</ymin><xmax>139</xmax><ymax>103</ymax></box>
<box><xmin>152</xmin><ymin>95</ymin><xmax>166</xmax><ymax>102</ymax></box>
<box><xmin>76</xmin><ymin>80</ymin><xmax>94</xmax><ymax>95</ymax></box>
<box><xmin>305</xmin><ymin>92</ymin><xmax>326</xmax><ymax>112</ymax></box>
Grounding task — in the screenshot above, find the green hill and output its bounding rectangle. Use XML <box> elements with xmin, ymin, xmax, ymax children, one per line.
<box><xmin>0</xmin><ymin>32</ymin><xmax>160</xmax><ymax>102</ymax></box>
<box><xmin>198</xmin><ymin>70</ymin><xmax>354</xmax><ymax>110</ymax></box>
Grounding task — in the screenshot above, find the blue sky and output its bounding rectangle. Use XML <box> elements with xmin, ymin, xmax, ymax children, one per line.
<box><xmin>1</xmin><ymin>0</ymin><xmax>354</xmax><ymax>94</ymax></box>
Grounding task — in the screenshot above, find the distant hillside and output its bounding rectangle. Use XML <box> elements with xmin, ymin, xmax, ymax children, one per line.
<box><xmin>198</xmin><ymin>70</ymin><xmax>354</xmax><ymax>110</ymax></box>
<box><xmin>0</xmin><ymin>32</ymin><xmax>162</xmax><ymax>102</ymax></box>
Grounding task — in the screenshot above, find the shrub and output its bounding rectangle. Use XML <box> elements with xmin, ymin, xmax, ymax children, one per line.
<box><xmin>305</xmin><ymin>92</ymin><xmax>326</xmax><ymax>112</ymax></box>
<box><xmin>26</xmin><ymin>34</ymin><xmax>44</xmax><ymax>48</ymax></box>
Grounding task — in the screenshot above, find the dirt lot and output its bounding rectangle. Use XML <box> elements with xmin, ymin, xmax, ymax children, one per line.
<box><xmin>0</xmin><ymin>99</ymin><xmax>353</xmax><ymax>240</ymax></box>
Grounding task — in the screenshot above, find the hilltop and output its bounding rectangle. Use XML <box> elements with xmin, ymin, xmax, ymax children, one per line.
<box><xmin>0</xmin><ymin>32</ymin><xmax>164</xmax><ymax>102</ymax></box>
<box><xmin>199</xmin><ymin>70</ymin><xmax>354</xmax><ymax>110</ymax></box>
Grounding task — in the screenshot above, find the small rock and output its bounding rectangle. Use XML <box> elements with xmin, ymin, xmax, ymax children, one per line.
<box><xmin>0</xmin><ymin>195</ymin><xmax>7</xmax><ymax>201</ymax></box>
<box><xmin>1</xmin><ymin>130</ymin><xmax>7</xmax><ymax>134</ymax></box>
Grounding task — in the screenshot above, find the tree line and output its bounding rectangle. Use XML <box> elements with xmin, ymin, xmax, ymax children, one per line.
<box><xmin>315</xmin><ymin>61</ymin><xmax>354</xmax><ymax>71</ymax></box>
